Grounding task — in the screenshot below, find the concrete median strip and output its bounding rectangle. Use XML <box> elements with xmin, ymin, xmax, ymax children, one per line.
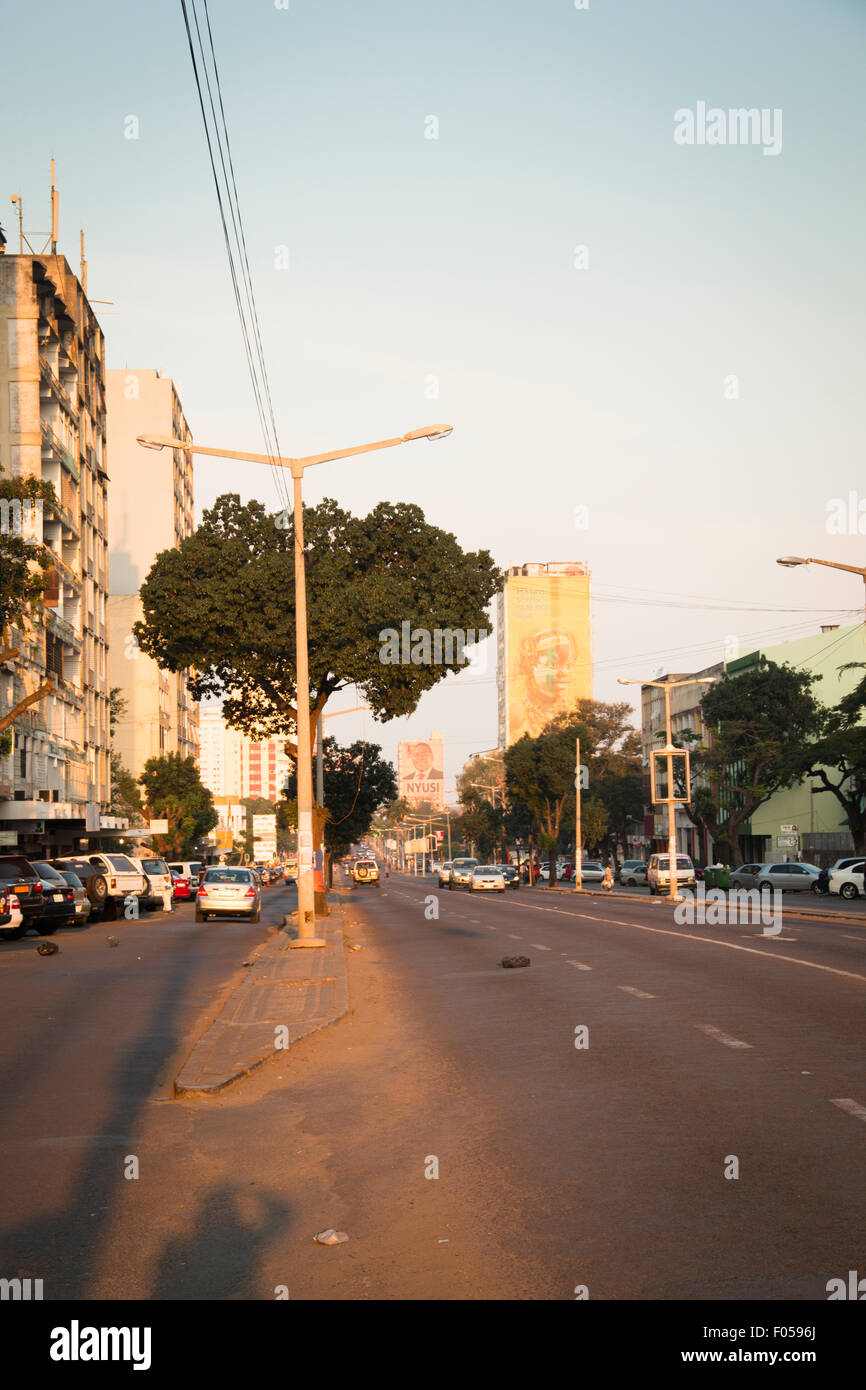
<box><xmin>174</xmin><ymin>897</ymin><xmax>349</xmax><ymax>1097</ymax></box>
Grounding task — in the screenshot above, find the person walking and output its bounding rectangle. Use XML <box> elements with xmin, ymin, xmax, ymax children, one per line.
<box><xmin>602</xmin><ymin>863</ymin><xmax>614</xmax><ymax>892</ymax></box>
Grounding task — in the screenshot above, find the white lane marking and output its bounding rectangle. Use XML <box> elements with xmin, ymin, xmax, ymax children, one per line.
<box><xmin>695</xmin><ymin>1024</ymin><xmax>753</xmax><ymax>1049</ymax></box>
<box><xmin>532</xmin><ymin>943</ymin><xmax>551</xmax><ymax>950</ymax></box>
<box><xmin>842</xmin><ymin>934</ymin><xmax>865</xmax><ymax>942</ymax></box>
<box><xmin>618</xmin><ymin>985</ymin><xmax>655</xmax><ymax>999</ymax></box>
<box><xmin>830</xmin><ymin>1098</ymin><xmax>866</xmax><ymax>1124</ymax></box>
<box><xmin>566</xmin><ymin>960</ymin><xmax>592</xmax><ymax>971</ymax></box>
<box><xmin>750</xmin><ymin>934</ymin><xmax>797</xmax><ymax>942</ymax></box>
<box><xmin>501</xmin><ymin>902</ymin><xmax>866</xmax><ymax>985</ymax></box>
<box><xmin>506</xmin><ymin>933</ymin><xmax>522</xmax><ymax>940</ymax></box>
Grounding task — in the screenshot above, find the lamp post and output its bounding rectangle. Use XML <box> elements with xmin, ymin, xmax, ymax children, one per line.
<box><xmin>618</xmin><ymin>674</ymin><xmax>718</xmax><ymax>901</ymax></box>
<box><xmin>137</xmin><ymin>424</ymin><xmax>453</xmax><ymax>944</ymax></box>
<box><xmin>776</xmin><ymin>555</ymin><xmax>866</xmax><ymax>618</ymax></box>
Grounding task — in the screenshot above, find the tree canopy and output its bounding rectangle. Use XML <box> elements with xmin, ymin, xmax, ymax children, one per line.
<box><xmin>0</xmin><ymin>469</ymin><xmax>58</xmax><ymax>737</ymax></box>
<box><xmin>280</xmin><ymin>735</ymin><xmax>397</xmax><ymax>861</ymax></box>
<box><xmin>138</xmin><ymin>752</ymin><xmax>218</xmax><ymax>857</ymax></box>
<box><xmin>134</xmin><ymin>494</ymin><xmax>500</xmax><ymax>751</ymax></box>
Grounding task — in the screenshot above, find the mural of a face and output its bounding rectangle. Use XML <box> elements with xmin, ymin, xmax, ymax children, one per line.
<box><xmin>529</xmin><ymin>630</ymin><xmax>574</xmax><ymax>703</ymax></box>
<box><xmin>409</xmin><ymin>742</ymin><xmax>433</xmax><ymax>774</ymax></box>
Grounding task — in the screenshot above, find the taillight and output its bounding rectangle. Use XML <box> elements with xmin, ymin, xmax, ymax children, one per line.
<box><xmin>244</xmin><ymin>887</ymin><xmax>255</xmax><ymax>898</ymax></box>
<box><xmin>199</xmin><ymin>885</ymin><xmax>208</xmax><ymax>897</ymax></box>
<box><xmin>110</xmin><ymin>877</ymin><xmax>116</xmax><ymax>888</ymax></box>
<box><xmin>65</xmin><ymin>890</ymin><xmax>74</xmax><ymax>901</ymax></box>
<box><xmin>10</xmin><ymin>895</ymin><xmax>20</xmax><ymax>908</ymax></box>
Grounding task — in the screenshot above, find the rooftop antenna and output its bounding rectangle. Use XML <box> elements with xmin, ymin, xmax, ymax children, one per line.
<box><xmin>10</xmin><ymin>196</ymin><xmax>23</xmax><ymax>253</ymax></box>
<box><xmin>50</xmin><ymin>158</ymin><xmax>58</xmax><ymax>253</ymax></box>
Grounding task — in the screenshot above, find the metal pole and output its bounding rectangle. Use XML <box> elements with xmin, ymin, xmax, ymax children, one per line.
<box><xmin>574</xmin><ymin>736</ymin><xmax>583</xmax><ymax>891</ymax></box>
<box><xmin>665</xmin><ymin>684</ymin><xmax>679</xmax><ymax>902</ymax></box>
<box><xmin>291</xmin><ymin>469</ymin><xmax>324</xmax><ymax>946</ymax></box>
<box><xmin>447</xmin><ymin>810</ymin><xmax>452</xmax><ymax>861</ymax></box>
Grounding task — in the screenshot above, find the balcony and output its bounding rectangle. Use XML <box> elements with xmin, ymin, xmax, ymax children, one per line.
<box><xmin>45</xmin><ymin>609</ymin><xmax>81</xmax><ymax>650</ymax></box>
<box><xmin>39</xmin><ymin>354</ymin><xmax>78</xmax><ymax>420</ymax></box>
<box><xmin>41</xmin><ymin>420</ymin><xmax>79</xmax><ymax>482</ymax></box>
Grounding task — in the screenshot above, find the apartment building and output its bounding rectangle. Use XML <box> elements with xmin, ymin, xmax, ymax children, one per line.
<box><xmin>0</xmin><ymin>252</ymin><xmax>111</xmax><ymax>854</ymax></box>
<box><xmin>107</xmin><ymin>369</ymin><xmax>198</xmax><ymax>779</ymax></box>
<box><xmin>197</xmin><ymin>706</ymin><xmax>290</xmax><ymax>804</ymax></box>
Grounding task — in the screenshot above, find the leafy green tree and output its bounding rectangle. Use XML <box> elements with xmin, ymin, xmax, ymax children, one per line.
<box><xmin>282</xmin><ymin>736</ymin><xmax>397</xmax><ymax>881</ymax></box>
<box><xmin>134</xmin><ymin>495</ymin><xmax>500</xmax><ymax>755</ymax></box>
<box><xmin>800</xmin><ymin>664</ymin><xmax>866</xmax><ymax>854</ymax></box>
<box><xmin>693</xmin><ymin>660</ymin><xmax>823</xmax><ymax>865</ymax></box>
<box><xmin>138</xmin><ymin>752</ymin><xmax>218</xmax><ymax>857</ymax></box>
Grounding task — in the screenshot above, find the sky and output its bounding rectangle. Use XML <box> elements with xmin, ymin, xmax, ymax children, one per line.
<box><xmin>3</xmin><ymin>0</ymin><xmax>865</xmax><ymax>799</ymax></box>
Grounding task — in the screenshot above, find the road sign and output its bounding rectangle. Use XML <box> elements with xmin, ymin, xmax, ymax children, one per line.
<box><xmin>776</xmin><ymin>835</ymin><xmax>797</xmax><ymax>848</ymax></box>
<box><xmin>780</xmin><ymin>823</ymin><xmax>798</xmax><ymax>834</ymax></box>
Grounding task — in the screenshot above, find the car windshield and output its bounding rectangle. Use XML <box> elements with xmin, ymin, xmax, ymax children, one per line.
<box><xmin>32</xmin><ymin>862</ymin><xmax>64</xmax><ymax>880</ymax></box>
<box><xmin>103</xmin><ymin>855</ymin><xmax>136</xmax><ymax>872</ymax></box>
<box><xmin>204</xmin><ymin>869</ymin><xmax>252</xmax><ymax>885</ymax></box>
<box><xmin>59</xmin><ymin>872</ymin><xmax>83</xmax><ymax>888</ymax></box>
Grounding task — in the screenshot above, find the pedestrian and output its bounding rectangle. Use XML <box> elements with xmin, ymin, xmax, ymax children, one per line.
<box><xmin>602</xmin><ymin>863</ymin><xmax>614</xmax><ymax>892</ymax></box>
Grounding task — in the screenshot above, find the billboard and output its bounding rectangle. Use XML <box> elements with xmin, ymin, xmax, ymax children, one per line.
<box><xmin>398</xmin><ymin>733</ymin><xmax>445</xmax><ymax>810</ymax></box>
<box><xmin>497</xmin><ymin>563</ymin><xmax>592</xmax><ymax>746</ymax></box>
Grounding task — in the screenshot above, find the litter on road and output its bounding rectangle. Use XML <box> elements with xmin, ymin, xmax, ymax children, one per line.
<box><xmin>501</xmin><ymin>956</ymin><xmax>530</xmax><ymax>969</ymax></box>
<box><xmin>314</xmin><ymin>1229</ymin><xmax>349</xmax><ymax>1245</ymax></box>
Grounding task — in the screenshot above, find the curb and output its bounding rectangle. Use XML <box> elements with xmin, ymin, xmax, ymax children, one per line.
<box><xmin>174</xmin><ymin>896</ymin><xmax>349</xmax><ymax>1097</ymax></box>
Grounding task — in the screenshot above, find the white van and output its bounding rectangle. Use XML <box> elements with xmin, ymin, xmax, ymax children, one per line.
<box><xmin>647</xmin><ymin>853</ymin><xmax>696</xmax><ymax>894</ymax></box>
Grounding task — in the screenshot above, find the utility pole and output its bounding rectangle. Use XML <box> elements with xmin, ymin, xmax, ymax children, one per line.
<box><xmin>574</xmin><ymin>737</ymin><xmax>583</xmax><ymax>892</ymax></box>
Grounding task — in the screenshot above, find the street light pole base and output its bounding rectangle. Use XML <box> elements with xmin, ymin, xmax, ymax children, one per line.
<box><xmin>290</xmin><ymin>938</ymin><xmax>327</xmax><ymax>948</ymax></box>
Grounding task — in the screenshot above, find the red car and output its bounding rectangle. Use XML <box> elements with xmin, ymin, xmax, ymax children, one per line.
<box><xmin>171</xmin><ymin>870</ymin><xmax>192</xmax><ymax>901</ymax></box>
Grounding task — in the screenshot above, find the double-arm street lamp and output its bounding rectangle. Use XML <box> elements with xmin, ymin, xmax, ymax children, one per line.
<box><xmin>777</xmin><ymin>555</ymin><xmax>866</xmax><ymax>618</ymax></box>
<box><xmin>618</xmin><ymin>675</ymin><xmax>718</xmax><ymax>901</ymax></box>
<box><xmin>137</xmin><ymin>424</ymin><xmax>453</xmax><ymax>945</ymax></box>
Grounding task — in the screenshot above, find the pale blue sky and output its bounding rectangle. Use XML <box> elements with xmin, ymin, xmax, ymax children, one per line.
<box><xmin>4</xmin><ymin>0</ymin><xmax>865</xmax><ymax>795</ymax></box>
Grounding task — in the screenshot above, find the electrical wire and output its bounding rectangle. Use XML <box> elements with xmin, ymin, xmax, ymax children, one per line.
<box><xmin>179</xmin><ymin>1</ymin><xmax>290</xmax><ymax>513</ymax></box>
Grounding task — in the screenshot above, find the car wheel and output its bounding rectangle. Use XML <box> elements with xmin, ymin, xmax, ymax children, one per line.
<box><xmin>0</xmin><ymin>925</ymin><xmax>27</xmax><ymax>940</ymax></box>
<box><xmin>86</xmin><ymin>874</ymin><xmax>109</xmax><ymax>910</ymax></box>
<box><xmin>195</xmin><ymin>910</ymin><xmax>207</xmax><ymax>923</ymax></box>
<box><xmin>840</xmin><ymin>882</ymin><xmax>858</xmax><ymax>900</ymax></box>
<box><xmin>759</xmin><ymin>880</ymin><xmax>773</xmax><ymax>893</ymax></box>
<box><xmin>249</xmin><ymin>910</ymin><xmax>260</xmax><ymax>923</ymax></box>
<box><xmin>35</xmin><ymin>920</ymin><xmax>59</xmax><ymax>936</ymax></box>
<box><xmin>810</xmin><ymin>882</ymin><xmax>822</xmax><ymax>895</ymax></box>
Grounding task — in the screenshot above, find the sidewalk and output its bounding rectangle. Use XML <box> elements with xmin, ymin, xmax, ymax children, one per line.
<box><xmin>174</xmin><ymin>894</ymin><xmax>349</xmax><ymax>1097</ymax></box>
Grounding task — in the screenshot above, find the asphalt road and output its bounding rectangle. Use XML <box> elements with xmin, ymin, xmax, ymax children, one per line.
<box><xmin>0</xmin><ymin>872</ymin><xmax>863</xmax><ymax>1300</ymax></box>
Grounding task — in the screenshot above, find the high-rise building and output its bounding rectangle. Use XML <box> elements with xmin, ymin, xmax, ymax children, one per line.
<box><xmin>0</xmin><ymin>252</ymin><xmax>111</xmax><ymax>854</ymax></box>
<box><xmin>496</xmin><ymin>562</ymin><xmax>592</xmax><ymax>747</ymax></box>
<box><xmin>107</xmin><ymin>369</ymin><xmax>198</xmax><ymax>778</ymax></box>
<box><xmin>196</xmin><ymin>706</ymin><xmax>290</xmax><ymax>804</ymax></box>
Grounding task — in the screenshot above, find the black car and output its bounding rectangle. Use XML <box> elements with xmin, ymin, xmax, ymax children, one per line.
<box><xmin>29</xmin><ymin>861</ymin><xmax>78</xmax><ymax>934</ymax></box>
<box><xmin>0</xmin><ymin>855</ymin><xmax>46</xmax><ymax>935</ymax></box>
<box><xmin>495</xmin><ymin>865</ymin><xmax>520</xmax><ymax>889</ymax></box>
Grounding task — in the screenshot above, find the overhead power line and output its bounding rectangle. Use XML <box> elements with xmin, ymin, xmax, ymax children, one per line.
<box><xmin>179</xmin><ymin>0</ymin><xmax>290</xmax><ymax>512</ymax></box>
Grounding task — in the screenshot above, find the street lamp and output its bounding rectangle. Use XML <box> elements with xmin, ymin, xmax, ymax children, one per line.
<box><xmin>137</xmin><ymin>424</ymin><xmax>453</xmax><ymax>944</ymax></box>
<box><xmin>618</xmin><ymin>674</ymin><xmax>718</xmax><ymax>902</ymax></box>
<box><xmin>776</xmin><ymin>555</ymin><xmax>866</xmax><ymax>618</ymax></box>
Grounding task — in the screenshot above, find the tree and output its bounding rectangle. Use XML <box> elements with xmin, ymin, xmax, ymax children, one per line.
<box><xmin>134</xmin><ymin>495</ymin><xmax>500</xmax><ymax>754</ymax></box>
<box><xmin>800</xmin><ymin>664</ymin><xmax>866</xmax><ymax>854</ymax></box>
<box><xmin>693</xmin><ymin>661</ymin><xmax>823</xmax><ymax>865</ymax></box>
<box><xmin>109</xmin><ymin>689</ymin><xmax>145</xmax><ymax>824</ymax></box>
<box><xmin>281</xmin><ymin>736</ymin><xmax>397</xmax><ymax>880</ymax></box>
<box><xmin>0</xmin><ymin>469</ymin><xmax>58</xmax><ymax>737</ymax></box>
<box><xmin>506</xmin><ymin>700</ymin><xmax>645</xmax><ymax>881</ymax></box>
<box><xmin>138</xmin><ymin>752</ymin><xmax>218</xmax><ymax>857</ymax></box>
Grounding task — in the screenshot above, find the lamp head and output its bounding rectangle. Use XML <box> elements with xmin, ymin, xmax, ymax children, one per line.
<box><xmin>777</xmin><ymin>556</ymin><xmax>807</xmax><ymax>567</ymax></box>
<box><xmin>403</xmin><ymin>424</ymin><xmax>453</xmax><ymax>442</ymax></box>
<box><xmin>136</xmin><ymin>435</ymin><xmax>166</xmax><ymax>451</ymax></box>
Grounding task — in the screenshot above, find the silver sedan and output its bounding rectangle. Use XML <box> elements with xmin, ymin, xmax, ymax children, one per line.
<box><xmin>196</xmin><ymin>867</ymin><xmax>262</xmax><ymax>922</ymax></box>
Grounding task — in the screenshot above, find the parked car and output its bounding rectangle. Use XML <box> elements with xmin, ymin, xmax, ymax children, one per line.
<box><xmin>130</xmin><ymin>856</ymin><xmax>174</xmax><ymax>911</ymax></box>
<box><xmin>170</xmin><ymin>869</ymin><xmax>192</xmax><ymax>901</ymax></box>
<box><xmin>52</xmin><ymin>853</ymin><xmax>147</xmax><ymax>920</ymax></box>
<box><xmin>0</xmin><ymin>889</ymin><xmax>25</xmax><ymax>940</ymax></box>
<box><xmin>449</xmin><ymin>858</ymin><xmax>478</xmax><ymax>890</ymax></box>
<box><xmin>55</xmin><ymin>870</ymin><xmax>92</xmax><ymax>925</ymax></box>
<box><xmin>814</xmin><ymin>857</ymin><xmax>866</xmax><ymax>895</ymax></box>
<box><xmin>755</xmin><ymin>863</ymin><xmax>821</xmax><ymax>894</ymax></box>
<box><xmin>828</xmin><ymin>860</ymin><xmax>866</xmax><ymax>900</ymax></box>
<box><xmin>470</xmin><ymin>866</ymin><xmax>506</xmax><ymax>893</ymax></box>
<box><xmin>729</xmin><ymin>863</ymin><xmax>765</xmax><ymax>891</ymax></box>
<box><xmin>167</xmin><ymin>860</ymin><xmax>203</xmax><ymax>889</ymax></box>
<box><xmin>0</xmin><ymin>855</ymin><xmax>46</xmax><ymax>935</ymax></box>
<box><xmin>647</xmin><ymin>854</ymin><xmax>697</xmax><ymax>894</ymax></box>
<box><xmin>495</xmin><ymin>864</ymin><xmax>520</xmax><ymax>889</ymax></box>
<box><xmin>29</xmin><ymin>861</ymin><xmax>78</xmax><ymax>933</ymax></box>
<box><xmin>618</xmin><ymin>859</ymin><xmax>647</xmax><ymax>884</ymax></box>
<box><xmin>579</xmin><ymin>861</ymin><xmax>605</xmax><ymax>884</ymax></box>
<box><xmin>438</xmin><ymin>861</ymin><xmax>453</xmax><ymax>886</ymax></box>
<box><xmin>196</xmin><ymin>866</ymin><xmax>261</xmax><ymax>922</ymax></box>
<box><xmin>620</xmin><ymin>862</ymin><xmax>648</xmax><ymax>887</ymax></box>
